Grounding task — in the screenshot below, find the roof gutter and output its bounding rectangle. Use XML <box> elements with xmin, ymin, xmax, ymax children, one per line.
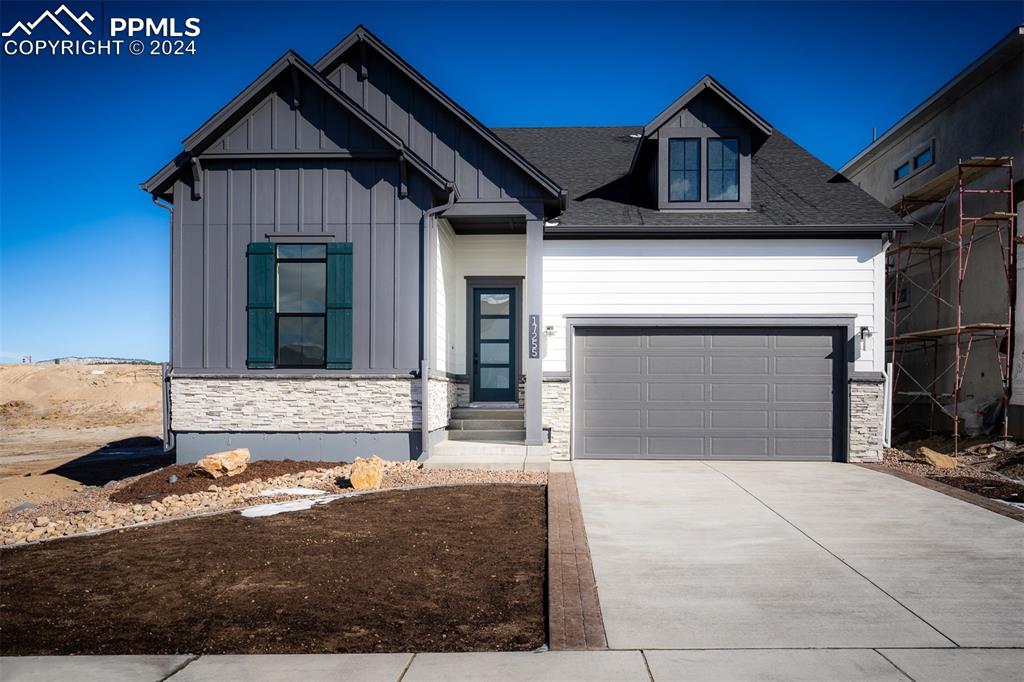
<box><xmin>544</xmin><ymin>223</ymin><xmax>911</xmax><ymax>238</ymax></box>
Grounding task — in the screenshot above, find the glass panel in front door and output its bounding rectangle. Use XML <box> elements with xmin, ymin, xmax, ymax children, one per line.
<box><xmin>474</xmin><ymin>289</ymin><xmax>516</xmax><ymax>402</ymax></box>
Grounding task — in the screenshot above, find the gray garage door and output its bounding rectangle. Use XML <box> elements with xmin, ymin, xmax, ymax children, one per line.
<box><xmin>574</xmin><ymin>327</ymin><xmax>842</xmax><ymax>460</ymax></box>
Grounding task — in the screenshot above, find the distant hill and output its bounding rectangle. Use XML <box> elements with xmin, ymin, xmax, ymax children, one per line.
<box><xmin>33</xmin><ymin>357</ymin><xmax>162</xmax><ymax>366</ymax></box>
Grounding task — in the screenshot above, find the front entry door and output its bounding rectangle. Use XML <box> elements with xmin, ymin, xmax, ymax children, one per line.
<box><xmin>472</xmin><ymin>288</ymin><xmax>517</xmax><ymax>402</ymax></box>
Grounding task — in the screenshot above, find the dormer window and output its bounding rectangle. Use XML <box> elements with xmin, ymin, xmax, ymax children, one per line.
<box><xmin>637</xmin><ymin>75</ymin><xmax>771</xmax><ymax>211</ymax></box>
<box><xmin>708</xmin><ymin>138</ymin><xmax>739</xmax><ymax>201</ymax></box>
<box><xmin>669</xmin><ymin>138</ymin><xmax>700</xmax><ymax>201</ymax></box>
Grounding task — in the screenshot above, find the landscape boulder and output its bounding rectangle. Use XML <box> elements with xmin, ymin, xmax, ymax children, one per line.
<box><xmin>193</xmin><ymin>448</ymin><xmax>250</xmax><ymax>479</ymax></box>
<box><xmin>915</xmin><ymin>446</ymin><xmax>957</xmax><ymax>469</ymax></box>
<box><xmin>349</xmin><ymin>455</ymin><xmax>385</xmax><ymax>490</ymax></box>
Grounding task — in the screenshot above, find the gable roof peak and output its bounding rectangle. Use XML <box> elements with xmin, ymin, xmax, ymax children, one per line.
<box><xmin>314</xmin><ymin>25</ymin><xmax>563</xmax><ymax>203</ymax></box>
<box><xmin>642</xmin><ymin>74</ymin><xmax>773</xmax><ymax>137</ymax></box>
<box><xmin>141</xmin><ymin>48</ymin><xmax>449</xmax><ymax>197</ymax></box>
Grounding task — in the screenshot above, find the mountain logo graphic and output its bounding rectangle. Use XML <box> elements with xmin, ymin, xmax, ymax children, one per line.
<box><xmin>2</xmin><ymin>4</ymin><xmax>95</xmax><ymax>37</ymax></box>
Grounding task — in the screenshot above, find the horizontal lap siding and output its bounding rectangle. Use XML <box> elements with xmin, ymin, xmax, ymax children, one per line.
<box><xmin>542</xmin><ymin>239</ymin><xmax>884</xmax><ymax>373</ymax></box>
<box><xmin>434</xmin><ymin>220</ymin><xmax>457</xmax><ymax>373</ymax></box>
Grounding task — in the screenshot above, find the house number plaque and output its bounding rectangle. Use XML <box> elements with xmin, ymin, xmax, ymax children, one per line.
<box><xmin>528</xmin><ymin>314</ymin><xmax>540</xmax><ymax>359</ymax></box>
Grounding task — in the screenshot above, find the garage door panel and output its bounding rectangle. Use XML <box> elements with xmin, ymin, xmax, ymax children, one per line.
<box><xmin>648</xmin><ymin>437</ymin><xmax>705</xmax><ymax>456</ymax></box>
<box><xmin>710</xmin><ymin>410</ymin><xmax>769</xmax><ymax>429</ymax></box>
<box><xmin>584</xmin><ymin>356</ymin><xmax>642</xmax><ymax>374</ymax></box>
<box><xmin>574</xmin><ymin>327</ymin><xmax>841</xmax><ymax>461</ymax></box>
<box><xmin>646</xmin><ymin>383</ymin><xmax>705</xmax><ymax>401</ymax></box>
<box><xmin>775</xmin><ymin>334</ymin><xmax>835</xmax><ymax>349</ymax></box>
<box><xmin>774</xmin><ymin>437</ymin><xmax>835</xmax><ymax>458</ymax></box>
<box><xmin>647</xmin><ymin>410</ymin><xmax>704</xmax><ymax>428</ymax></box>
<box><xmin>647</xmin><ymin>356</ymin><xmax>705</xmax><ymax>375</ymax></box>
<box><xmin>775</xmin><ymin>384</ymin><xmax>833</xmax><ymax>401</ymax></box>
<box><xmin>776</xmin><ymin>356</ymin><xmax>832</xmax><ymax>375</ymax></box>
<box><xmin>710</xmin><ymin>384</ymin><xmax>769</xmax><ymax>401</ymax></box>
<box><xmin>709</xmin><ymin>334</ymin><xmax>770</xmax><ymax>348</ymax></box>
<box><xmin>774</xmin><ymin>410</ymin><xmax>832</xmax><ymax>429</ymax></box>
<box><xmin>583</xmin><ymin>435</ymin><xmax>642</xmax><ymax>457</ymax></box>
<box><xmin>710</xmin><ymin>356</ymin><xmax>769</xmax><ymax>375</ymax></box>
<box><xmin>584</xmin><ymin>382</ymin><xmax>642</xmax><ymax>401</ymax></box>
<box><xmin>583</xmin><ymin>409</ymin><xmax>642</xmax><ymax>428</ymax></box>
<box><xmin>710</xmin><ymin>437</ymin><xmax>770</xmax><ymax>457</ymax></box>
<box><xmin>581</xmin><ymin>333</ymin><xmax>642</xmax><ymax>349</ymax></box>
<box><xmin>647</xmin><ymin>334</ymin><xmax>705</xmax><ymax>348</ymax></box>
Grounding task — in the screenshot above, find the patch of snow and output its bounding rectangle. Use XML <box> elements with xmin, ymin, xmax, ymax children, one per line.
<box><xmin>241</xmin><ymin>495</ymin><xmax>341</xmax><ymax>518</ymax></box>
<box><xmin>629</xmin><ymin>133</ymin><xmax>642</xmax><ymax>138</ymax></box>
<box><xmin>258</xmin><ymin>487</ymin><xmax>325</xmax><ymax>497</ymax></box>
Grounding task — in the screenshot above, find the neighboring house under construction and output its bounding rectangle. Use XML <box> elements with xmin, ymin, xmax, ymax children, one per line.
<box><xmin>842</xmin><ymin>25</ymin><xmax>1023</xmax><ymax>445</ymax></box>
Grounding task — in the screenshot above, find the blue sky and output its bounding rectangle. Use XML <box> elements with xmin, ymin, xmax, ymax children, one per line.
<box><xmin>0</xmin><ymin>1</ymin><xmax>1020</xmax><ymax>362</ymax></box>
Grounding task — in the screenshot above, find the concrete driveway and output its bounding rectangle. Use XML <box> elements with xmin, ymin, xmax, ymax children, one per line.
<box><xmin>574</xmin><ymin>461</ymin><xmax>1024</xmax><ymax>652</ymax></box>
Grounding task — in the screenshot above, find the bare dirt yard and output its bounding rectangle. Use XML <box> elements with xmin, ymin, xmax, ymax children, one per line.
<box><xmin>0</xmin><ymin>363</ymin><xmax>164</xmax><ymax>511</ymax></box>
<box><xmin>882</xmin><ymin>435</ymin><xmax>1024</xmax><ymax>511</ymax></box>
<box><xmin>0</xmin><ymin>484</ymin><xmax>547</xmax><ymax>655</ymax></box>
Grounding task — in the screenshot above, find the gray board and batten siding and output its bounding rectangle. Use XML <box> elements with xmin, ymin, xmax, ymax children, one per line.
<box><xmin>169</xmin><ymin>40</ymin><xmax>562</xmax><ymax>375</ymax></box>
<box><xmin>171</xmin><ymin>72</ymin><xmax>436</xmax><ymax>374</ymax></box>
<box><xmin>573</xmin><ymin>327</ymin><xmax>845</xmax><ymax>461</ymax></box>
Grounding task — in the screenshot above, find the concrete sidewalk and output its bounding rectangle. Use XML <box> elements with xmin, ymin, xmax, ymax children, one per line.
<box><xmin>4</xmin><ymin>648</ymin><xmax>1024</xmax><ymax>681</ymax></box>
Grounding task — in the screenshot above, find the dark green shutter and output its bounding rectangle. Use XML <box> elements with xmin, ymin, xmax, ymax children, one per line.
<box><xmin>246</xmin><ymin>242</ymin><xmax>275</xmax><ymax>368</ymax></box>
<box><xmin>326</xmin><ymin>242</ymin><xmax>353</xmax><ymax>369</ymax></box>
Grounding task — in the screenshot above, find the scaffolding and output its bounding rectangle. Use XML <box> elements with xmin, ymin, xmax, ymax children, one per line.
<box><xmin>887</xmin><ymin>157</ymin><xmax>1017</xmax><ymax>450</ymax></box>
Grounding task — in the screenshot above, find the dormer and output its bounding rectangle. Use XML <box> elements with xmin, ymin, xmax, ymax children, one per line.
<box><xmin>630</xmin><ymin>76</ymin><xmax>772</xmax><ymax>211</ymax></box>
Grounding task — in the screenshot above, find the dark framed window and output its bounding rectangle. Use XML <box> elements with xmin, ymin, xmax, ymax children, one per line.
<box><xmin>707</xmin><ymin>138</ymin><xmax>740</xmax><ymax>202</ymax></box>
<box><xmin>275</xmin><ymin>244</ymin><xmax>327</xmax><ymax>368</ymax></box>
<box><xmin>668</xmin><ymin>138</ymin><xmax>700</xmax><ymax>202</ymax></box>
<box><xmin>894</xmin><ymin>161</ymin><xmax>911</xmax><ymax>182</ymax></box>
<box><xmin>913</xmin><ymin>146</ymin><xmax>933</xmax><ymax>169</ymax></box>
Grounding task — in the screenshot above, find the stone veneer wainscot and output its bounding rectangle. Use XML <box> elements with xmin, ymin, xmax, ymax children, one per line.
<box><xmin>170</xmin><ymin>376</ymin><xmax>421</xmax><ymax>432</ymax></box>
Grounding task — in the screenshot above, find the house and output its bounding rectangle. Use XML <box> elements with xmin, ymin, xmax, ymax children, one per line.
<box><xmin>841</xmin><ymin>25</ymin><xmax>1022</xmax><ymax>442</ymax></box>
<box><xmin>143</xmin><ymin>26</ymin><xmax>906</xmax><ymax>465</ymax></box>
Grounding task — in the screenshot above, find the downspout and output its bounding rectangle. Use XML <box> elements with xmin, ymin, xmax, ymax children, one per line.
<box><xmin>152</xmin><ymin>195</ymin><xmax>175</xmax><ymax>453</ymax></box>
<box><xmin>419</xmin><ymin>182</ymin><xmax>459</xmax><ymax>461</ymax></box>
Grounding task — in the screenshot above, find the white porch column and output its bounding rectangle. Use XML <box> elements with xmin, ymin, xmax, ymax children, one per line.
<box><xmin>525</xmin><ymin>216</ymin><xmax>544</xmax><ymax>444</ymax></box>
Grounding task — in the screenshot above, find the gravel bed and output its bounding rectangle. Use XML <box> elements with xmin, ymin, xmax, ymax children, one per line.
<box><xmin>882</xmin><ymin>446</ymin><xmax>1024</xmax><ymax>503</ymax></box>
<box><xmin>0</xmin><ymin>461</ymin><xmax>546</xmax><ymax>546</ymax></box>
<box><xmin>882</xmin><ymin>448</ymin><xmax>996</xmax><ymax>480</ymax></box>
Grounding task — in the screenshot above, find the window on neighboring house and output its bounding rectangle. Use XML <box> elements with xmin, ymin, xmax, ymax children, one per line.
<box><xmin>894</xmin><ymin>161</ymin><xmax>911</xmax><ymax>182</ymax></box>
<box><xmin>669</xmin><ymin>138</ymin><xmax>700</xmax><ymax>201</ymax></box>
<box><xmin>276</xmin><ymin>244</ymin><xmax>327</xmax><ymax>367</ymax></box>
<box><xmin>913</xmin><ymin>146</ymin><xmax>933</xmax><ymax>169</ymax></box>
<box><xmin>707</xmin><ymin>138</ymin><xmax>740</xmax><ymax>201</ymax></box>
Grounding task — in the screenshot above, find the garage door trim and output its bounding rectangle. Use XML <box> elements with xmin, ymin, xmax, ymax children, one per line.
<box><xmin>564</xmin><ymin>315</ymin><xmax>856</xmax><ymax>462</ymax></box>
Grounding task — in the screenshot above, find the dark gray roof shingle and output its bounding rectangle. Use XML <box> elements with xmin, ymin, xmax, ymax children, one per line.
<box><xmin>493</xmin><ymin>126</ymin><xmax>901</xmax><ymax>227</ymax></box>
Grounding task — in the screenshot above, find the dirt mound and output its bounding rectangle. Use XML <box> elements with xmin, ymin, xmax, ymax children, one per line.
<box><xmin>109</xmin><ymin>459</ymin><xmax>336</xmax><ymax>504</ymax></box>
<box><xmin>0</xmin><ymin>364</ymin><xmax>160</xmax><ymax>431</ymax></box>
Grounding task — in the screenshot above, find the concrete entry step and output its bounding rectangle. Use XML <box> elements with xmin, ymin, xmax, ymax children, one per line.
<box><xmin>450</xmin><ymin>407</ymin><xmax>524</xmax><ymax>420</ymax></box>
<box><xmin>448</xmin><ymin>419</ymin><xmax>526</xmax><ymax>431</ymax></box>
<box><xmin>447</xmin><ymin>429</ymin><xmax>527</xmax><ymax>442</ymax></box>
<box><xmin>424</xmin><ymin>440</ymin><xmax>552</xmax><ymax>471</ymax></box>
